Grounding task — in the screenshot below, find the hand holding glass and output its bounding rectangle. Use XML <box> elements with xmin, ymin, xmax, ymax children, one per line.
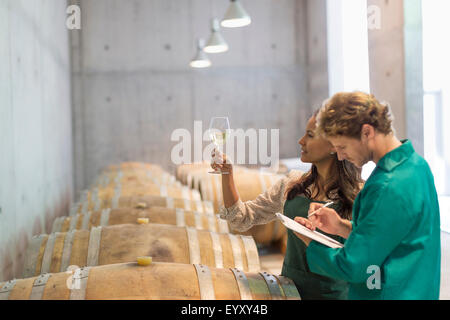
<box><xmin>209</xmin><ymin>117</ymin><xmax>230</xmax><ymax>174</ymax></box>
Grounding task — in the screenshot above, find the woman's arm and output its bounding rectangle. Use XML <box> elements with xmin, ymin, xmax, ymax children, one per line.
<box><xmin>222</xmin><ymin>171</ymin><xmax>240</xmax><ymax>208</ymax></box>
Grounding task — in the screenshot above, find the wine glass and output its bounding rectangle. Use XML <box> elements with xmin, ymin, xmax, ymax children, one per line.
<box><xmin>208</xmin><ymin>117</ymin><xmax>230</xmax><ymax>174</ymax></box>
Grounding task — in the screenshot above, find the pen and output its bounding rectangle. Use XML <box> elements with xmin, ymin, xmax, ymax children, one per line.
<box><xmin>307</xmin><ymin>201</ymin><xmax>334</xmax><ymax>218</ymax></box>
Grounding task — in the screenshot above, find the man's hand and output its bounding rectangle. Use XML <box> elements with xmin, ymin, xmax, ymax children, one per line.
<box><xmin>307</xmin><ymin>203</ymin><xmax>353</xmax><ymax>238</ymax></box>
<box><xmin>307</xmin><ymin>203</ymin><xmax>344</xmax><ymax>236</ymax></box>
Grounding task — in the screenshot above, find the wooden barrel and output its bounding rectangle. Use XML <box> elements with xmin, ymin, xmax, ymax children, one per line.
<box><xmin>105</xmin><ymin>162</ymin><xmax>164</xmax><ymax>171</ymax></box>
<box><xmin>75</xmin><ymin>185</ymin><xmax>202</xmax><ymax>214</ymax></box>
<box><xmin>22</xmin><ymin>223</ymin><xmax>260</xmax><ymax>278</ymax></box>
<box><xmin>1</xmin><ymin>261</ymin><xmax>301</xmax><ymax>300</ymax></box>
<box><xmin>72</xmin><ymin>195</ymin><xmax>214</xmax><ymax>215</ymax></box>
<box><xmin>95</xmin><ymin>184</ymin><xmax>201</xmax><ymax>201</ymax></box>
<box><xmin>52</xmin><ymin>207</ymin><xmax>230</xmax><ymax>234</ymax></box>
<box><xmin>95</xmin><ymin>167</ymin><xmax>179</xmax><ymax>189</ymax></box>
<box><xmin>196</xmin><ymin>170</ymin><xmax>284</xmax><ymax>212</ymax></box>
<box><xmin>176</xmin><ymin>162</ymin><xmax>211</xmax><ymax>186</ymax></box>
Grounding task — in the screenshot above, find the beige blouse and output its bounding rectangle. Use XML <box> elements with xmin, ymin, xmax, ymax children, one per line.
<box><xmin>218</xmin><ymin>170</ymin><xmax>305</xmax><ymax>232</ymax></box>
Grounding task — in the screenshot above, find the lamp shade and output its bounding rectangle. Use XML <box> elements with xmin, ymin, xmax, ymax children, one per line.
<box><xmin>190</xmin><ymin>38</ymin><xmax>211</xmax><ymax>68</ymax></box>
<box><xmin>221</xmin><ymin>0</ymin><xmax>251</xmax><ymax>28</ymax></box>
<box><xmin>204</xmin><ymin>19</ymin><xmax>229</xmax><ymax>53</ymax></box>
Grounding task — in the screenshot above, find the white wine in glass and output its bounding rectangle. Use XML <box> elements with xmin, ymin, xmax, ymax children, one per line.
<box><xmin>209</xmin><ymin>117</ymin><xmax>230</xmax><ymax>174</ymax></box>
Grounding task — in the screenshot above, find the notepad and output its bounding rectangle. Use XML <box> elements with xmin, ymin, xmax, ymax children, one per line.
<box><xmin>275</xmin><ymin>213</ymin><xmax>344</xmax><ymax>248</ymax></box>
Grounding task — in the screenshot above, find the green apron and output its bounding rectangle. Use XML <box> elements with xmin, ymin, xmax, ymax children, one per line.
<box><xmin>281</xmin><ymin>196</ymin><xmax>349</xmax><ymax>300</ymax></box>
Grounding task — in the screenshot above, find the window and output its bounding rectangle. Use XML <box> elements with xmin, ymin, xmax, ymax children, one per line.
<box><xmin>422</xmin><ymin>0</ymin><xmax>450</xmax><ymax>231</ymax></box>
<box><xmin>326</xmin><ymin>0</ymin><xmax>374</xmax><ymax>180</ymax></box>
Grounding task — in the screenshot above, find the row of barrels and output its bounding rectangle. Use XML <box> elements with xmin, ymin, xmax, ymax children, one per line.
<box><xmin>176</xmin><ymin>162</ymin><xmax>288</xmax><ymax>246</ymax></box>
<box><xmin>0</xmin><ymin>162</ymin><xmax>299</xmax><ymax>300</ymax></box>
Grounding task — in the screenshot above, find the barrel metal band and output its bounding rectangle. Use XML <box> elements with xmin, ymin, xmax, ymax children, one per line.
<box><xmin>112</xmin><ymin>186</ymin><xmax>121</xmax><ymax>209</ymax></box>
<box><xmin>259</xmin><ymin>272</ymin><xmax>284</xmax><ymax>300</ymax></box>
<box><xmin>183</xmin><ymin>198</ymin><xmax>190</xmax><ymax>211</ymax></box>
<box><xmin>81</xmin><ymin>201</ymin><xmax>89</xmax><ymax>215</ymax></box>
<box><xmin>29</xmin><ymin>273</ymin><xmax>51</xmax><ymax>300</ymax></box>
<box><xmin>205</xmin><ymin>176</ymin><xmax>214</xmax><ymax>201</ymax></box>
<box><xmin>23</xmin><ymin>234</ymin><xmax>46</xmax><ymax>278</ymax></box>
<box><xmin>81</xmin><ymin>211</ymin><xmax>92</xmax><ymax>230</ymax></box>
<box><xmin>68</xmin><ymin>214</ymin><xmax>79</xmax><ymax>231</ymax></box>
<box><xmin>0</xmin><ymin>279</ymin><xmax>17</xmax><ymax>300</ymax></box>
<box><xmin>100</xmin><ymin>208</ymin><xmax>111</xmax><ymax>227</ymax></box>
<box><xmin>228</xmin><ymin>234</ymin><xmax>244</xmax><ymax>271</ymax></box>
<box><xmin>175</xmin><ymin>208</ymin><xmax>185</xmax><ymax>227</ymax></box>
<box><xmin>181</xmin><ymin>187</ymin><xmax>189</xmax><ymax>201</ymax></box>
<box><xmin>194</xmin><ymin>212</ymin><xmax>203</xmax><ymax>229</ymax></box>
<box><xmin>166</xmin><ymin>197</ymin><xmax>174</xmax><ymax>209</ymax></box>
<box><xmin>60</xmin><ymin>230</ymin><xmax>76</xmax><ymax>272</ymax></box>
<box><xmin>207</xmin><ymin>215</ymin><xmax>217</xmax><ymax>232</ymax></box>
<box><xmin>273</xmin><ymin>275</ymin><xmax>301</xmax><ymax>300</ymax></box>
<box><xmin>69</xmin><ymin>267</ymin><xmax>91</xmax><ymax>300</ymax></box>
<box><xmin>193</xmin><ymin>175</ymin><xmax>201</xmax><ymax>193</ymax></box>
<box><xmin>204</xmin><ymin>201</ymin><xmax>214</xmax><ymax>214</ymax></box>
<box><xmin>187</xmin><ymin>174</ymin><xmax>193</xmax><ymax>189</ymax></box>
<box><xmin>192</xmin><ymin>189</ymin><xmax>201</xmax><ymax>201</ymax></box>
<box><xmin>209</xmin><ymin>232</ymin><xmax>223</xmax><ymax>268</ymax></box>
<box><xmin>193</xmin><ymin>264</ymin><xmax>216</xmax><ymax>300</ymax></box>
<box><xmin>186</xmin><ymin>227</ymin><xmax>201</xmax><ymax>264</ymax></box>
<box><xmin>230</xmin><ymin>268</ymin><xmax>253</xmax><ymax>300</ymax></box>
<box><xmin>86</xmin><ymin>226</ymin><xmax>102</xmax><ymax>267</ymax></box>
<box><xmin>90</xmin><ymin>189</ymin><xmax>98</xmax><ymax>210</ymax></box>
<box><xmin>80</xmin><ymin>190</ymin><xmax>88</xmax><ymax>203</ymax></box>
<box><xmin>240</xmin><ymin>235</ymin><xmax>260</xmax><ymax>272</ymax></box>
<box><xmin>93</xmin><ymin>194</ymin><xmax>101</xmax><ymax>211</ymax></box>
<box><xmin>101</xmin><ymin>174</ymin><xmax>110</xmax><ymax>188</ymax></box>
<box><xmin>69</xmin><ymin>203</ymin><xmax>80</xmax><ymax>216</ymax></box>
<box><xmin>51</xmin><ymin>216</ymin><xmax>65</xmax><ymax>233</ymax></box>
<box><xmin>216</xmin><ymin>214</ymin><xmax>230</xmax><ymax>233</ymax></box>
<box><xmin>41</xmin><ymin>233</ymin><xmax>58</xmax><ymax>274</ymax></box>
<box><xmin>160</xmin><ymin>185</ymin><xmax>168</xmax><ymax>197</ymax></box>
<box><xmin>193</xmin><ymin>200</ymin><xmax>201</xmax><ymax>213</ymax></box>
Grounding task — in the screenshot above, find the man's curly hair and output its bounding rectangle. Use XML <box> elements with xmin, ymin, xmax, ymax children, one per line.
<box><xmin>316</xmin><ymin>91</ymin><xmax>394</xmax><ymax>138</ymax></box>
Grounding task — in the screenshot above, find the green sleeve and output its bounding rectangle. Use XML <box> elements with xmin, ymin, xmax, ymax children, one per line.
<box><xmin>306</xmin><ymin>181</ymin><xmax>416</xmax><ymax>283</ymax></box>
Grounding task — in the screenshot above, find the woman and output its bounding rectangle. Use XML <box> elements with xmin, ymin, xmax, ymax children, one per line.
<box><xmin>212</xmin><ymin>110</ymin><xmax>363</xmax><ymax>300</ymax></box>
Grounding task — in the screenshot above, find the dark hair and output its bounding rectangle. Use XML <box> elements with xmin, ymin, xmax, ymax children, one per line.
<box><xmin>285</xmin><ymin>110</ymin><xmax>363</xmax><ymax>219</ymax></box>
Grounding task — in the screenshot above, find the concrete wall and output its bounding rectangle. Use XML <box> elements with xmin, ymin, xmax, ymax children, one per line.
<box><xmin>71</xmin><ymin>0</ymin><xmax>313</xmax><ymax>193</ymax></box>
<box><xmin>0</xmin><ymin>0</ymin><xmax>73</xmax><ymax>281</ymax></box>
<box><xmin>305</xmin><ymin>0</ymin><xmax>329</xmax><ymax>109</ymax></box>
<box><xmin>367</xmin><ymin>0</ymin><xmax>424</xmax><ymax>155</ymax></box>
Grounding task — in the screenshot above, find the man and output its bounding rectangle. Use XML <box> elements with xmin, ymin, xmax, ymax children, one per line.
<box><xmin>294</xmin><ymin>91</ymin><xmax>441</xmax><ymax>300</ymax></box>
